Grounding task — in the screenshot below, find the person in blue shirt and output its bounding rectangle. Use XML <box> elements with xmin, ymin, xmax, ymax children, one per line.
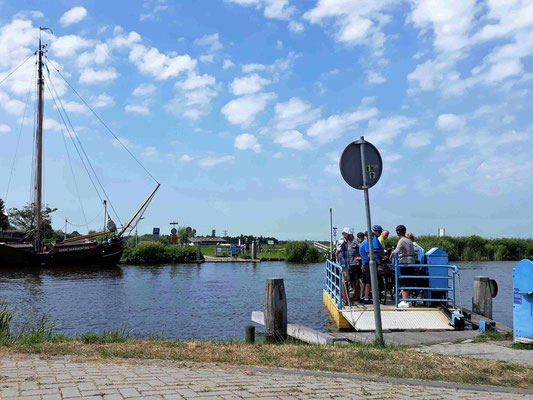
<box><xmin>372</xmin><ymin>225</ymin><xmax>386</xmax><ymax>264</ymax></box>
<box><xmin>358</xmin><ymin>233</ymin><xmax>372</xmax><ymax>304</ymax></box>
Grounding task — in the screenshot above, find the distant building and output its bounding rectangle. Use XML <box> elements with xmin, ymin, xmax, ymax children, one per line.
<box><xmin>188</xmin><ymin>236</ymin><xmax>227</xmax><ymax>246</ymax></box>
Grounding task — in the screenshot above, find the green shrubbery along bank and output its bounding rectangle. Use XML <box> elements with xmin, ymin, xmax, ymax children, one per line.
<box><xmin>385</xmin><ymin>235</ymin><xmax>533</xmax><ymax>261</ymax></box>
<box><xmin>122</xmin><ymin>242</ymin><xmax>200</xmax><ymax>264</ymax></box>
<box><xmin>285</xmin><ymin>241</ymin><xmax>324</xmax><ymax>263</ymax></box>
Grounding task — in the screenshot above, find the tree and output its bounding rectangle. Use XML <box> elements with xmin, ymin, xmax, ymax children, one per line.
<box><xmin>8</xmin><ymin>203</ymin><xmax>57</xmax><ymax>239</ymax></box>
<box><xmin>177</xmin><ymin>227</ymin><xmax>189</xmax><ymax>245</ymax></box>
<box><xmin>0</xmin><ymin>199</ymin><xmax>8</xmax><ymax>230</ymax></box>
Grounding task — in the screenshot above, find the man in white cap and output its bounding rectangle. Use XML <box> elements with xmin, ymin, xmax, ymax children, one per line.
<box><xmin>336</xmin><ymin>227</ymin><xmax>358</xmax><ymax>305</ymax></box>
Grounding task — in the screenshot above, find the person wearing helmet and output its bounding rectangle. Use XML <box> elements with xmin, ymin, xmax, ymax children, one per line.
<box><xmin>372</xmin><ymin>225</ymin><xmax>386</xmax><ymax>263</ymax></box>
<box><xmin>390</xmin><ymin>224</ymin><xmax>416</xmax><ymax>308</ymax></box>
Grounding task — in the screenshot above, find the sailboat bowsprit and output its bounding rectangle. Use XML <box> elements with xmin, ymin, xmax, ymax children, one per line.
<box><xmin>0</xmin><ymin>28</ymin><xmax>159</xmax><ymax>268</ymax></box>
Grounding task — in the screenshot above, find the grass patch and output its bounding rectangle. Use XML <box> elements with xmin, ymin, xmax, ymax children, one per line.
<box><xmin>0</xmin><ymin>339</ymin><xmax>532</xmax><ymax>389</ymax></box>
<box><xmin>473</xmin><ymin>331</ymin><xmax>513</xmax><ymax>342</ymax></box>
<box><xmin>78</xmin><ymin>323</ymin><xmax>130</xmax><ymax>344</ymax></box>
<box><xmin>512</xmin><ymin>343</ymin><xmax>533</xmax><ymax>350</ymax></box>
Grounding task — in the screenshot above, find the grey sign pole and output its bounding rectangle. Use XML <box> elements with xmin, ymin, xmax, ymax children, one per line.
<box><xmin>359</xmin><ymin>137</ymin><xmax>384</xmax><ymax>346</ymax></box>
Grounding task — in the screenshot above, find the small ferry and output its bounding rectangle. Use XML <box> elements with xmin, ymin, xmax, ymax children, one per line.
<box><xmin>323</xmin><ymin>247</ymin><xmax>465</xmax><ymax>331</ymax></box>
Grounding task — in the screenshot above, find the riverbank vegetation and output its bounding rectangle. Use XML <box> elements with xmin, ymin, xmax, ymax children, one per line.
<box><xmin>0</xmin><ymin>303</ymin><xmax>531</xmax><ymax>388</ymax></box>
<box><xmin>384</xmin><ymin>235</ymin><xmax>533</xmax><ymax>261</ymax></box>
<box><xmin>285</xmin><ymin>241</ymin><xmax>323</xmax><ymax>263</ymax></box>
<box><xmin>122</xmin><ymin>242</ymin><xmax>199</xmax><ymax>263</ymax></box>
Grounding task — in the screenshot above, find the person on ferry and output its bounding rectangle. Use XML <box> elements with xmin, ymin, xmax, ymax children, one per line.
<box><xmin>407</xmin><ymin>232</ymin><xmax>423</xmax><ymax>253</ymax></box>
<box><xmin>336</xmin><ymin>228</ymin><xmax>358</xmax><ymax>304</ymax></box>
<box><xmin>371</xmin><ymin>225</ymin><xmax>387</xmax><ymax>265</ymax></box>
<box><xmin>379</xmin><ymin>230</ymin><xmax>389</xmax><ymax>247</ymax></box>
<box><xmin>390</xmin><ymin>224</ymin><xmax>416</xmax><ymax>308</ymax></box>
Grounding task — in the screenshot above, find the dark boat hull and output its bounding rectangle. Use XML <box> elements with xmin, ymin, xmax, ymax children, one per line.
<box><xmin>0</xmin><ymin>239</ymin><xmax>124</xmax><ymax>267</ymax></box>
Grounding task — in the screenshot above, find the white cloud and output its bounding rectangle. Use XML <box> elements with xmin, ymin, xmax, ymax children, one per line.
<box><xmin>277</xmin><ymin>40</ymin><xmax>283</xmax><ymax>48</ymax></box>
<box><xmin>194</xmin><ymin>33</ymin><xmax>222</xmax><ymax>53</ymax></box>
<box><xmin>77</xmin><ymin>43</ymin><xmax>110</xmax><ymax>68</ymax></box>
<box><xmin>141</xmin><ymin>146</ymin><xmax>158</xmax><ymax>158</ymax></box>
<box><xmin>0</xmin><ymin>90</ymin><xmax>25</xmax><ymax>115</ymax></box>
<box><xmin>112</xmin><ymin>137</ymin><xmax>158</xmax><ymax>159</ymax></box>
<box><xmin>404</xmin><ymin>131</ymin><xmax>431</xmax><ymax>148</ymax></box>
<box><xmin>43</xmin><ymin>118</ymin><xmax>61</xmax><ymax>132</ymax></box>
<box><xmin>279</xmin><ymin>176</ymin><xmax>308</xmax><ymax>190</ymax></box>
<box><xmin>51</xmin><ymin>35</ymin><xmax>92</xmax><ymax>58</ymax></box>
<box><xmin>303</xmin><ymin>0</ymin><xmax>396</xmax><ymax>51</ymax></box>
<box><xmin>179</xmin><ymin>154</ymin><xmax>194</xmax><ymax>163</ymax></box>
<box><xmin>307</xmin><ymin>107</ymin><xmax>379</xmax><ymax>144</ymax></box>
<box><xmin>223</xmin><ymin>59</ymin><xmax>235</xmax><ymax>70</ymax></box>
<box><xmin>273</xmin><ymin>97</ymin><xmax>320</xmax><ymax>130</ymax></box>
<box><xmin>241</xmin><ymin>52</ymin><xmax>300</xmax><ymax>80</ymax></box>
<box><xmin>273</xmin><ymin>152</ymin><xmax>282</xmax><ymax>158</ymax></box>
<box><xmin>242</xmin><ymin>63</ymin><xmax>266</xmax><ymax>73</ymax></box>
<box><xmin>366</xmin><ymin>70</ymin><xmax>386</xmax><ymax>84</ymax></box>
<box><xmin>91</xmin><ymin>93</ymin><xmax>115</xmax><ymax>108</ymax></box>
<box><xmin>199</xmin><ymin>54</ymin><xmax>214</xmax><ymax>63</ymax></box>
<box><xmin>288</xmin><ymin>20</ymin><xmax>304</xmax><ymax>33</ymax></box>
<box><xmin>409</xmin><ymin>0</ymin><xmax>476</xmax><ymax>54</ymax></box>
<box><xmin>14</xmin><ymin>10</ymin><xmax>44</xmax><ymax>19</ymax></box>
<box><xmin>221</xmin><ymin>92</ymin><xmax>276</xmax><ymax>127</ymax></box>
<box><xmin>229</xmin><ymin>74</ymin><xmax>270</xmax><ymax>95</ymax></box>
<box><xmin>365</xmin><ymin>115</ymin><xmax>414</xmax><ymax>145</ymax></box>
<box><xmin>57</xmin><ymin>100</ymin><xmax>88</xmax><ymax>115</ymax></box>
<box><xmin>324</xmin><ymin>151</ymin><xmax>339</xmax><ymax>175</ymax></box>
<box><xmin>197</xmin><ymin>155</ymin><xmax>235</xmax><ymax>168</ymax></box>
<box><xmin>60</xmin><ymin>6</ymin><xmax>88</xmax><ymax>27</ymax></box>
<box><xmin>140</xmin><ymin>0</ymin><xmax>169</xmax><ymax>21</ymax></box>
<box><xmin>498</xmin><ymin>130</ymin><xmax>529</xmax><ymax>144</ymax></box>
<box><xmin>273</xmin><ymin>130</ymin><xmax>311</xmax><ymax>150</ymax></box>
<box><xmin>234</xmin><ymin>133</ymin><xmax>262</xmax><ymax>153</ymax></box>
<box><xmin>167</xmin><ymin>72</ymin><xmax>218</xmax><ymax>120</ymax></box>
<box><xmin>226</xmin><ymin>0</ymin><xmax>296</xmax><ymax>21</ymax></box>
<box><xmin>436</xmin><ymin>114</ymin><xmax>465</xmax><ymax>131</ymax></box>
<box><xmin>125</xmin><ymin>104</ymin><xmax>150</xmax><ymax>114</ymax></box>
<box><xmin>128</xmin><ymin>43</ymin><xmax>197</xmax><ymax>80</ymax></box>
<box><xmin>0</xmin><ymin>124</ymin><xmax>11</xmax><ymax>133</ymax></box>
<box><xmin>132</xmin><ymin>83</ymin><xmax>156</xmax><ymax>96</ymax></box>
<box><xmin>79</xmin><ymin>68</ymin><xmax>119</xmax><ymax>84</ymax></box>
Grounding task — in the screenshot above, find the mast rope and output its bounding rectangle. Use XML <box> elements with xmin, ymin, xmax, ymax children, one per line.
<box><xmin>64</xmin><ymin>205</ymin><xmax>104</xmax><ymax>227</ymax></box>
<box><xmin>44</xmin><ymin>71</ymin><xmax>123</xmax><ymax>227</ymax></box>
<box><xmin>0</xmin><ymin>54</ymin><xmax>34</xmax><ymax>88</ymax></box>
<box><xmin>47</xmin><ymin>60</ymin><xmax>159</xmax><ymax>185</ymax></box>
<box><xmin>52</xmin><ymin>93</ymin><xmax>89</xmax><ymax>231</ymax></box>
<box><xmin>4</xmin><ymin>57</ymin><xmax>36</xmax><ymax>206</ymax></box>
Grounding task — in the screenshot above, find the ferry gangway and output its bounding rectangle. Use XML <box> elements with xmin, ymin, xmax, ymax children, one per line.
<box><xmin>325</xmin><ymin>259</ymin><xmax>343</xmax><ymax>311</ymax></box>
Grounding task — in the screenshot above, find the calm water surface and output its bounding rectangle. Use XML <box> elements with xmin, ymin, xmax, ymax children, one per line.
<box><xmin>0</xmin><ymin>261</ymin><xmax>516</xmax><ymax>340</ymax></box>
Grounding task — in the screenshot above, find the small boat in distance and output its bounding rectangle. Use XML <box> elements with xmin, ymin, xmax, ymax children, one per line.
<box><xmin>0</xmin><ymin>28</ymin><xmax>159</xmax><ymax>267</ymax></box>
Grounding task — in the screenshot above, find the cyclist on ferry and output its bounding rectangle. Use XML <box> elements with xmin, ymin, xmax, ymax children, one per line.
<box><xmin>390</xmin><ymin>224</ymin><xmax>416</xmax><ymax>308</ymax></box>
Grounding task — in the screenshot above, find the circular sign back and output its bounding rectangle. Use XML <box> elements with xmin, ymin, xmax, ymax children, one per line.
<box><xmin>171</xmin><ymin>228</ymin><xmax>177</xmax><ymax>235</ymax></box>
<box><xmin>339</xmin><ymin>139</ymin><xmax>383</xmax><ymax>190</ymax></box>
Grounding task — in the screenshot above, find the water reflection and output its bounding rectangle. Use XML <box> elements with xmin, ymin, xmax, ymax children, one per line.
<box><xmin>0</xmin><ymin>260</ymin><xmax>515</xmax><ymax>340</ymax></box>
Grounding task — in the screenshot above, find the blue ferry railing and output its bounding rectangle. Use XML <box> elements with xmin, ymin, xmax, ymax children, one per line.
<box><xmin>393</xmin><ymin>256</ymin><xmax>458</xmax><ymax>308</ymax></box>
<box><xmin>325</xmin><ymin>259</ymin><xmax>343</xmax><ymax>310</ymax></box>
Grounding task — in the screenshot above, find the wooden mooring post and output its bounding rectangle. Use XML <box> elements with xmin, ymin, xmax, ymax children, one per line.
<box><xmin>196</xmin><ymin>242</ymin><xmax>202</xmax><ymax>262</ymax></box>
<box><xmin>264</xmin><ymin>278</ymin><xmax>287</xmax><ymax>342</ymax></box>
<box><xmin>252</xmin><ymin>241</ymin><xmax>257</xmax><ymax>260</ymax></box>
<box><xmin>245</xmin><ymin>325</ymin><xmax>255</xmax><ymax>343</ymax></box>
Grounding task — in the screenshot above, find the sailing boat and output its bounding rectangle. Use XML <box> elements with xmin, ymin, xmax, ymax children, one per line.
<box><xmin>0</xmin><ymin>29</ymin><xmax>159</xmax><ymax>267</ymax></box>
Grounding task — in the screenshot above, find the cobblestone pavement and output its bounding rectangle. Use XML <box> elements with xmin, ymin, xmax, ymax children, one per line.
<box><xmin>0</xmin><ymin>354</ymin><xmax>531</xmax><ymax>399</ymax></box>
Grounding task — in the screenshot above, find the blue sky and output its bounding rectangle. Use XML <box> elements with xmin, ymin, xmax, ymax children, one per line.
<box><xmin>0</xmin><ymin>0</ymin><xmax>532</xmax><ymax>239</ymax></box>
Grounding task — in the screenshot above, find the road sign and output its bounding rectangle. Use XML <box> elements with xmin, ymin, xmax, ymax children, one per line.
<box><xmin>171</xmin><ymin>228</ymin><xmax>177</xmax><ymax>235</ymax></box>
<box><xmin>186</xmin><ymin>226</ymin><xmax>192</xmax><ymax>234</ymax></box>
<box><xmin>170</xmin><ymin>235</ymin><xmax>178</xmax><ymax>243</ymax></box>
<box><xmin>339</xmin><ymin>139</ymin><xmax>382</xmax><ymax>190</ymax></box>
<box><xmin>339</xmin><ymin>136</ymin><xmax>384</xmax><ymax>347</ymax></box>
<box><xmin>152</xmin><ymin>227</ymin><xmax>160</xmax><ymax>241</ymax></box>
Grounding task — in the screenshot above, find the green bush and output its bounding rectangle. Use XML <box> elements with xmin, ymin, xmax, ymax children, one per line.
<box><xmin>384</xmin><ymin>235</ymin><xmax>533</xmax><ymax>261</ymax></box>
<box><xmin>123</xmin><ymin>242</ymin><xmax>200</xmax><ymax>264</ymax></box>
<box><xmin>285</xmin><ymin>241</ymin><xmax>323</xmax><ymax>263</ymax></box>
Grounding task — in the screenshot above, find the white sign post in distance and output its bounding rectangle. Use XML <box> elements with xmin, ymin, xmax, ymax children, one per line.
<box><xmin>339</xmin><ymin>136</ymin><xmax>384</xmax><ymax>347</ymax></box>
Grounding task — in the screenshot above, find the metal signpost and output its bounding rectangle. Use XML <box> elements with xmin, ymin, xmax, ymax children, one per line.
<box><xmin>339</xmin><ymin>136</ymin><xmax>384</xmax><ymax>346</ymax></box>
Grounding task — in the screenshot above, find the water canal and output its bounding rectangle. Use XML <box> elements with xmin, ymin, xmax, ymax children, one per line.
<box><xmin>0</xmin><ymin>261</ymin><xmax>516</xmax><ymax>340</ymax></box>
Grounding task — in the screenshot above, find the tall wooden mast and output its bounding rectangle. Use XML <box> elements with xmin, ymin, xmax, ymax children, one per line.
<box><xmin>34</xmin><ymin>32</ymin><xmax>44</xmax><ymax>252</ymax></box>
